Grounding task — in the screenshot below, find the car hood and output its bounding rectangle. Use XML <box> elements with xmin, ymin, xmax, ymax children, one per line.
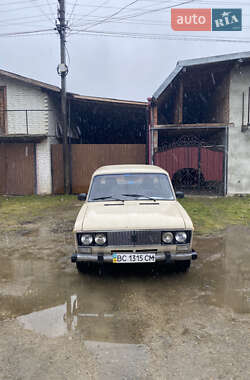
<box><xmin>74</xmin><ymin>201</ymin><xmax>193</xmax><ymax>231</ymax></box>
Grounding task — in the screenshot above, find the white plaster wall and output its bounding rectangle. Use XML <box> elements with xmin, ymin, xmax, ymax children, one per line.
<box><xmin>228</xmin><ymin>64</ymin><xmax>250</xmax><ymax>194</ymax></box>
<box><xmin>0</xmin><ymin>76</ymin><xmax>49</xmax><ymax>135</ymax></box>
<box><xmin>36</xmin><ymin>139</ymin><xmax>52</xmax><ymax>194</ymax></box>
<box><xmin>36</xmin><ymin>96</ymin><xmax>60</xmax><ymax>194</ymax></box>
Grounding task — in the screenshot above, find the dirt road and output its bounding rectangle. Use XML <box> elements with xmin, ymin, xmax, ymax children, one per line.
<box><xmin>0</xmin><ymin>199</ymin><xmax>250</xmax><ymax>379</ymax></box>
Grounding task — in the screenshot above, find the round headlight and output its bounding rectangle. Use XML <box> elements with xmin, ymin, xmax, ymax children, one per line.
<box><xmin>95</xmin><ymin>233</ymin><xmax>107</xmax><ymax>246</ymax></box>
<box><xmin>81</xmin><ymin>234</ymin><xmax>93</xmax><ymax>245</ymax></box>
<box><xmin>175</xmin><ymin>231</ymin><xmax>187</xmax><ymax>243</ymax></box>
<box><xmin>162</xmin><ymin>232</ymin><xmax>173</xmax><ymax>244</ymax></box>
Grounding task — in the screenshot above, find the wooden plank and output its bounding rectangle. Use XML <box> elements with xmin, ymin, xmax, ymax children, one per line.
<box><xmin>177</xmin><ymin>81</ymin><xmax>183</xmax><ymax>124</ymax></box>
<box><xmin>153</xmin><ymin>123</ymin><xmax>234</xmax><ymax>130</ymax></box>
<box><xmin>153</xmin><ymin>130</ymin><xmax>158</xmax><ymax>150</ymax></box>
<box><xmin>0</xmin><ymin>86</ymin><xmax>7</xmax><ymax>134</ymax></box>
<box><xmin>0</xmin><ymin>143</ymin><xmax>6</xmax><ymax>194</ymax></box>
<box><xmin>51</xmin><ymin>144</ymin><xmax>64</xmax><ymax>194</ymax></box>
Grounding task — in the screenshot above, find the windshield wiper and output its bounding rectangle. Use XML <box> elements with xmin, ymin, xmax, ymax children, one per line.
<box><xmin>122</xmin><ymin>193</ymin><xmax>156</xmax><ymax>201</ymax></box>
<box><xmin>92</xmin><ymin>195</ymin><xmax>124</xmax><ymax>202</ymax></box>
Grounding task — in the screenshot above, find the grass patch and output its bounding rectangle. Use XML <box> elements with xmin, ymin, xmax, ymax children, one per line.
<box><xmin>179</xmin><ymin>196</ymin><xmax>250</xmax><ymax>234</ymax></box>
<box><xmin>0</xmin><ymin>195</ymin><xmax>250</xmax><ymax>235</ymax></box>
<box><xmin>0</xmin><ymin>195</ymin><xmax>77</xmax><ymax>230</ymax></box>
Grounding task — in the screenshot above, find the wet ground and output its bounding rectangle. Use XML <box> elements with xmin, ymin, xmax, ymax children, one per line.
<box><xmin>0</xmin><ymin>205</ymin><xmax>250</xmax><ymax>379</ymax></box>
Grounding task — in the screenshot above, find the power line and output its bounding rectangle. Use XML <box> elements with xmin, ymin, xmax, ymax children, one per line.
<box><xmin>70</xmin><ymin>29</ymin><xmax>250</xmax><ymax>43</ymax></box>
<box><xmin>79</xmin><ymin>0</ymin><xmax>141</xmax><ymax>32</ymax></box>
<box><xmin>0</xmin><ymin>2</ymin><xmax>57</xmax><ymax>13</ymax></box>
<box><xmin>45</xmin><ymin>0</ymin><xmax>56</xmax><ymax>20</ymax></box>
<box><xmin>67</xmin><ymin>0</ymin><xmax>79</xmax><ymax>23</ymax></box>
<box><xmin>69</xmin><ymin>0</ymin><xmax>111</xmax><ymax>28</ymax></box>
<box><xmin>0</xmin><ymin>28</ymin><xmax>55</xmax><ymax>37</ymax></box>
<box><xmin>29</xmin><ymin>0</ymin><xmax>54</xmax><ymax>22</ymax></box>
<box><xmin>0</xmin><ymin>19</ymin><xmax>51</xmax><ymax>28</ymax></box>
<box><xmin>102</xmin><ymin>0</ymin><xmax>196</xmax><ymax>23</ymax></box>
<box><xmin>0</xmin><ymin>13</ymin><xmax>52</xmax><ymax>23</ymax></box>
<box><xmin>72</xmin><ymin>0</ymin><xmax>196</xmax><ymax>32</ymax></box>
<box><xmin>0</xmin><ymin>0</ymin><xmax>56</xmax><ymax>7</ymax></box>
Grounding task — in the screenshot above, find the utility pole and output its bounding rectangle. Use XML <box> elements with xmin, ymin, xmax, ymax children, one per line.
<box><xmin>56</xmin><ymin>0</ymin><xmax>70</xmax><ymax>194</ymax></box>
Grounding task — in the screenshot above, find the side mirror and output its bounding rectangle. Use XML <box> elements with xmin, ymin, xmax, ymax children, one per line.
<box><xmin>77</xmin><ymin>193</ymin><xmax>87</xmax><ymax>201</ymax></box>
<box><xmin>175</xmin><ymin>191</ymin><xmax>184</xmax><ymax>199</ymax></box>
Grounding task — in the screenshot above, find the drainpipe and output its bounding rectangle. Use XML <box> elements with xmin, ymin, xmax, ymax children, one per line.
<box><xmin>145</xmin><ymin>101</ymin><xmax>149</xmax><ymax>164</ymax></box>
<box><xmin>147</xmin><ymin>97</ymin><xmax>156</xmax><ymax>165</ymax></box>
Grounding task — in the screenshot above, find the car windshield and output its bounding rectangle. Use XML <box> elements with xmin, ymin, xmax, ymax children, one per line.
<box><xmin>88</xmin><ymin>173</ymin><xmax>175</xmax><ymax>201</ymax></box>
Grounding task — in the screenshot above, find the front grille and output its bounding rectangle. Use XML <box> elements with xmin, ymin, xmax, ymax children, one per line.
<box><xmin>107</xmin><ymin>230</ymin><xmax>161</xmax><ymax>246</ymax></box>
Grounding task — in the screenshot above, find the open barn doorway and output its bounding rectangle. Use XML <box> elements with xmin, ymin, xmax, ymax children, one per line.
<box><xmin>52</xmin><ymin>95</ymin><xmax>147</xmax><ymax>193</ymax></box>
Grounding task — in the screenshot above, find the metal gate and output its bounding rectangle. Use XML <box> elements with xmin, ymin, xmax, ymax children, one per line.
<box><xmin>0</xmin><ymin>143</ymin><xmax>36</xmax><ymax>195</ymax></box>
<box><xmin>154</xmin><ymin>135</ymin><xmax>225</xmax><ymax>195</ymax></box>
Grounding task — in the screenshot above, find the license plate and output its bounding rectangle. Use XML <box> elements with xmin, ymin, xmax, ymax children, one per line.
<box><xmin>112</xmin><ymin>253</ymin><xmax>156</xmax><ymax>263</ymax></box>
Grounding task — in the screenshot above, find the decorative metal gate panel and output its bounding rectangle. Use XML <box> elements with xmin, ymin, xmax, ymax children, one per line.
<box><xmin>154</xmin><ymin>134</ymin><xmax>225</xmax><ymax>195</ymax></box>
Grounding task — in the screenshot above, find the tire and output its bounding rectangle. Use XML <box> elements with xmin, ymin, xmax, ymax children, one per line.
<box><xmin>175</xmin><ymin>260</ymin><xmax>191</xmax><ymax>273</ymax></box>
<box><xmin>76</xmin><ymin>261</ymin><xmax>90</xmax><ymax>274</ymax></box>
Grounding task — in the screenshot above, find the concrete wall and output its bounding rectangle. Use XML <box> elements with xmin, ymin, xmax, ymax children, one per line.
<box><xmin>228</xmin><ymin>64</ymin><xmax>250</xmax><ymax>194</ymax></box>
<box><xmin>0</xmin><ymin>75</ymin><xmax>60</xmax><ymax>194</ymax></box>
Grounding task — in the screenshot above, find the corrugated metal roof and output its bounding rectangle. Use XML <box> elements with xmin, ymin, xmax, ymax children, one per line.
<box><xmin>70</xmin><ymin>93</ymin><xmax>147</xmax><ymax>107</ymax></box>
<box><xmin>0</xmin><ymin>68</ymin><xmax>146</xmax><ymax>107</ymax></box>
<box><xmin>153</xmin><ymin>51</ymin><xmax>250</xmax><ymax>99</ymax></box>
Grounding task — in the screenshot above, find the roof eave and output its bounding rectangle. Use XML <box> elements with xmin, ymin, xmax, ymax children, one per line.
<box><xmin>152</xmin><ymin>50</ymin><xmax>250</xmax><ymax>101</ymax></box>
<box><xmin>153</xmin><ymin>63</ymin><xmax>183</xmax><ymax>100</ymax></box>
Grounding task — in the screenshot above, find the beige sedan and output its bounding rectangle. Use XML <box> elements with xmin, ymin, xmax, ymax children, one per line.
<box><xmin>71</xmin><ymin>164</ymin><xmax>197</xmax><ymax>273</ymax></box>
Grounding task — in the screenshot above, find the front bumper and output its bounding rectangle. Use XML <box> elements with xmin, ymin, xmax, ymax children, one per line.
<box><xmin>71</xmin><ymin>250</ymin><xmax>198</xmax><ymax>263</ymax></box>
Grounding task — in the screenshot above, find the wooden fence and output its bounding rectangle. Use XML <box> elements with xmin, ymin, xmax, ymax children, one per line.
<box><xmin>51</xmin><ymin>144</ymin><xmax>146</xmax><ymax>194</ymax></box>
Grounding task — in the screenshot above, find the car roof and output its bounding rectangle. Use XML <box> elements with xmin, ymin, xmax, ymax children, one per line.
<box><xmin>92</xmin><ymin>164</ymin><xmax>169</xmax><ymax>176</ymax></box>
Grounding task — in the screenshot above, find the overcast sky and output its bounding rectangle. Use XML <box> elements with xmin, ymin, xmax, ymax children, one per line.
<box><xmin>1</xmin><ymin>0</ymin><xmax>250</xmax><ymax>101</ymax></box>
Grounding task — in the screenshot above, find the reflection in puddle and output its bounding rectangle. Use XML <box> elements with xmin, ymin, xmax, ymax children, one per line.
<box><xmin>18</xmin><ymin>303</ymin><xmax>70</xmax><ymax>338</ymax></box>
<box><xmin>18</xmin><ymin>293</ymin><xmax>144</xmax><ymax>344</ymax></box>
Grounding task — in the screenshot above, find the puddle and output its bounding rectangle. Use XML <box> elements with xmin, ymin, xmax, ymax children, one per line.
<box><xmin>195</xmin><ymin>225</ymin><xmax>250</xmax><ymax>313</ymax></box>
<box><xmin>17</xmin><ymin>291</ymin><xmax>145</xmax><ymax>343</ymax></box>
<box><xmin>0</xmin><ymin>225</ymin><xmax>250</xmax><ymax>340</ymax></box>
